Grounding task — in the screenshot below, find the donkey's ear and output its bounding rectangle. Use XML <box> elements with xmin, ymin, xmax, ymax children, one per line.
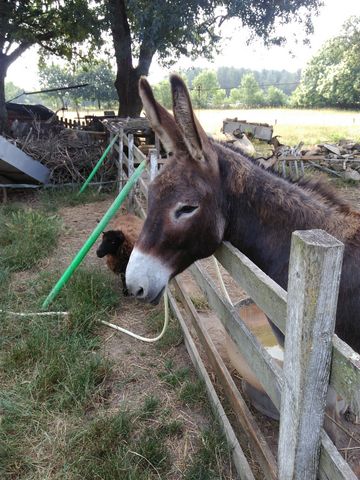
<box><xmin>170</xmin><ymin>74</ymin><xmax>216</xmax><ymax>164</ymax></box>
<box><xmin>139</xmin><ymin>77</ymin><xmax>182</xmax><ymax>154</ymax></box>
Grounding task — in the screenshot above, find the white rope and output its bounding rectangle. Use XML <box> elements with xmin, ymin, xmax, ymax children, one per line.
<box><xmin>1</xmin><ymin>293</ymin><xmax>169</xmax><ymax>344</ymax></box>
<box><xmin>99</xmin><ymin>288</ymin><xmax>169</xmax><ymax>343</ymax></box>
<box><xmin>212</xmin><ymin>256</ymin><xmax>233</xmax><ymax>305</ymax></box>
<box><xmin>0</xmin><ymin>310</ymin><xmax>69</xmax><ymax>317</ymax></box>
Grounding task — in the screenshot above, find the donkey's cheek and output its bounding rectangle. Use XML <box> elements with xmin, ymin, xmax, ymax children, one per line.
<box><xmin>125</xmin><ymin>248</ymin><xmax>172</xmax><ymax>303</ymax></box>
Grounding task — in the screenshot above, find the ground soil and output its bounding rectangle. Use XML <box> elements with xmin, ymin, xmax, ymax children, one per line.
<box><xmin>44</xmin><ymin>198</ymin><xmax>237</xmax><ymax>479</ymax></box>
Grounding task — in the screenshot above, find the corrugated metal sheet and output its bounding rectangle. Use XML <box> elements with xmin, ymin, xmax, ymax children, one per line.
<box><xmin>0</xmin><ymin>136</ymin><xmax>50</xmax><ymax>185</ymax></box>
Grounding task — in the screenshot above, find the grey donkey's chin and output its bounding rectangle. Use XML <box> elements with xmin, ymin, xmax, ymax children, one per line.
<box><xmin>125</xmin><ymin>248</ymin><xmax>172</xmax><ymax>303</ymax></box>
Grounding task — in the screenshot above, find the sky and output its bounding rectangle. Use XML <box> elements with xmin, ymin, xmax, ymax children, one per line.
<box><xmin>6</xmin><ymin>0</ymin><xmax>360</xmax><ymax>91</ymax></box>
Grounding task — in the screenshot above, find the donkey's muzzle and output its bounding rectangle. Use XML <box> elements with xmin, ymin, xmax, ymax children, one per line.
<box><xmin>125</xmin><ymin>248</ymin><xmax>171</xmax><ymax>303</ymax></box>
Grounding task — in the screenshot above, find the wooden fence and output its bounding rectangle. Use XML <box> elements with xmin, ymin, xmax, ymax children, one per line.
<box><xmin>108</xmin><ymin>126</ymin><xmax>360</xmax><ymax>480</ymax></box>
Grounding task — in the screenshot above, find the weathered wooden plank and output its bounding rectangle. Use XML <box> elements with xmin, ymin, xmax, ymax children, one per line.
<box><xmin>215</xmin><ymin>241</ymin><xmax>287</xmax><ymax>333</ymax></box>
<box><xmin>134</xmin><ymin>195</ymin><xmax>146</xmax><ymax>220</ymax></box>
<box><xmin>167</xmin><ymin>289</ymin><xmax>256</xmax><ymax>480</ymax></box>
<box><xmin>173</xmin><ymin>278</ymin><xmax>278</xmax><ymax>480</ymax></box>
<box><xmin>138</xmin><ymin>177</ymin><xmax>148</xmax><ymax>197</ymax></box>
<box><xmin>149</xmin><ymin>148</ymin><xmax>158</xmax><ymax>181</ymax></box>
<box><xmin>127</xmin><ymin>134</ymin><xmax>135</xmax><ymax>213</ymax></box>
<box><xmin>117</xmin><ymin>128</ymin><xmax>124</xmax><ymax>193</ymax></box>
<box><xmin>133</xmin><ymin>146</ymin><xmax>147</xmax><ymax>164</ymax></box>
<box><xmin>189</xmin><ymin>262</ymin><xmax>283</xmax><ymax>410</ymax></box>
<box><xmin>318</xmin><ymin>431</ymin><xmax>358</xmax><ymax>480</ymax></box>
<box><xmin>215</xmin><ymin>241</ymin><xmax>360</xmax><ymax>416</ymax></box>
<box><xmin>278</xmin><ymin>230</ymin><xmax>344</xmax><ymax>480</ymax></box>
<box><xmin>331</xmin><ymin>336</ymin><xmax>360</xmax><ymax>415</ymax></box>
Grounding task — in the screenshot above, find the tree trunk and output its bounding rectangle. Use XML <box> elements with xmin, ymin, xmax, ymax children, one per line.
<box><xmin>109</xmin><ymin>0</ymin><xmax>155</xmax><ymax>117</ymax></box>
<box><xmin>115</xmin><ymin>67</ymin><xmax>144</xmax><ymax>117</ymax></box>
<box><xmin>0</xmin><ymin>58</ymin><xmax>8</xmax><ymax>134</ymax></box>
<box><xmin>0</xmin><ymin>44</ymin><xmax>30</xmax><ymax>134</ymax></box>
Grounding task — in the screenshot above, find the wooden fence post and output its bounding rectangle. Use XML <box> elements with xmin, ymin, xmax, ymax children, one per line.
<box><xmin>127</xmin><ymin>133</ymin><xmax>135</xmax><ymax>212</ymax></box>
<box><xmin>149</xmin><ymin>148</ymin><xmax>158</xmax><ymax>181</ymax></box>
<box><xmin>278</xmin><ymin>229</ymin><xmax>344</xmax><ymax>480</ymax></box>
<box><xmin>117</xmin><ymin>128</ymin><xmax>124</xmax><ymax>193</ymax></box>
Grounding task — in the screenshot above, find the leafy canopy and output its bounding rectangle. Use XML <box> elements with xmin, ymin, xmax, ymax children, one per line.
<box><xmin>0</xmin><ymin>1</ymin><xmax>102</xmax><ymax>64</ymax></box>
<box><xmin>121</xmin><ymin>0</ymin><xmax>322</xmax><ymax>67</ymax></box>
<box><xmin>291</xmin><ymin>16</ymin><xmax>360</xmax><ymax>108</ymax></box>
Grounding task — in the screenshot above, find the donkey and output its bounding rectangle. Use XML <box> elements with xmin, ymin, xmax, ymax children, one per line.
<box><xmin>126</xmin><ymin>75</ymin><xmax>360</xmax><ymax>432</ymax></box>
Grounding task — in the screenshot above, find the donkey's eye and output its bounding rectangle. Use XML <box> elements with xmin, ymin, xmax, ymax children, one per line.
<box><xmin>175</xmin><ymin>205</ymin><xmax>199</xmax><ymax>219</ymax></box>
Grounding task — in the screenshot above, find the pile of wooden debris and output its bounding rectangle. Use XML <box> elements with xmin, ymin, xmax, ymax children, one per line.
<box><xmin>10</xmin><ymin>125</ymin><xmax>114</xmax><ymax>184</ymax></box>
<box><xmin>273</xmin><ymin>140</ymin><xmax>360</xmax><ymax>180</ymax></box>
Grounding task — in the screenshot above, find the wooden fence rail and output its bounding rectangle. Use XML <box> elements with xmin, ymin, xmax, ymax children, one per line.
<box><xmin>108</xmin><ymin>126</ymin><xmax>360</xmax><ymax>480</ymax></box>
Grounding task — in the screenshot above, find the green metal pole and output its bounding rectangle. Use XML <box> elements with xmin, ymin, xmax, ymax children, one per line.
<box><xmin>42</xmin><ymin>159</ymin><xmax>147</xmax><ymax>309</ymax></box>
<box><xmin>78</xmin><ymin>133</ymin><xmax>119</xmax><ymax>194</ymax></box>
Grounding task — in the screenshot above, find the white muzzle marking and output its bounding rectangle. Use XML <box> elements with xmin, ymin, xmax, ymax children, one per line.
<box><xmin>126</xmin><ymin>248</ymin><xmax>172</xmax><ymax>303</ymax></box>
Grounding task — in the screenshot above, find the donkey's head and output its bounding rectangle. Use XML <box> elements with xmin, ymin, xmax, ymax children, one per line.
<box><xmin>126</xmin><ymin>75</ymin><xmax>226</xmax><ymax>303</ymax></box>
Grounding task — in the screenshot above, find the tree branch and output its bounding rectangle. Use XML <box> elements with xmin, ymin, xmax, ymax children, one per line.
<box><xmin>7</xmin><ymin>42</ymin><xmax>32</xmax><ymax>65</ymax></box>
<box><xmin>136</xmin><ymin>42</ymin><xmax>156</xmax><ymax>76</ymax></box>
<box><xmin>108</xmin><ymin>0</ymin><xmax>133</xmax><ymax>70</ymax></box>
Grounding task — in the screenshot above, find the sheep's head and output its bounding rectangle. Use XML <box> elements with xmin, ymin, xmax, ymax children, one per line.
<box><xmin>96</xmin><ymin>230</ymin><xmax>125</xmax><ymax>258</ymax></box>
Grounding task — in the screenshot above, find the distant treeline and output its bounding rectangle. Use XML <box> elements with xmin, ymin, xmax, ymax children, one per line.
<box><xmin>153</xmin><ymin>67</ymin><xmax>299</xmax><ymax>109</ymax></box>
<box><xmin>185</xmin><ymin>67</ymin><xmax>301</xmax><ymax>95</ymax></box>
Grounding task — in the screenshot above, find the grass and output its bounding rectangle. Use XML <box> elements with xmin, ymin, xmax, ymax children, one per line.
<box><xmin>0</xmin><ymin>264</ymin><xmax>120</xmax><ymax>477</ymax></box>
<box><xmin>274</xmin><ymin>124</ymin><xmax>360</xmax><ymax>147</ymax></box>
<box><xmin>191</xmin><ymin>295</ymin><xmax>210</xmax><ymax>311</ymax></box>
<box><xmin>39</xmin><ymin>185</ymin><xmax>114</xmax><ymax>212</ymax></box>
<box><xmin>184</xmin><ymin>424</ymin><xmax>231</xmax><ymax>480</ymax></box>
<box><xmin>0</xmin><ymin>207</ymin><xmax>60</xmax><ymax>271</ymax></box>
<box><xmin>179</xmin><ymin>380</ymin><xmax>207</xmax><ymax>406</ymax></box>
<box><xmin>64</xmin><ymin>398</ymin><xmax>176</xmax><ymax>480</ymax></box>
<box><xmin>146</xmin><ymin>308</ymin><xmax>183</xmax><ymax>349</ymax></box>
<box><xmin>0</xmin><ymin>199</ymin><xmax>235</xmax><ymax>479</ymax></box>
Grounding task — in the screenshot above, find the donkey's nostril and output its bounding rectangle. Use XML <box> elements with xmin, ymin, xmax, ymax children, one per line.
<box><xmin>136</xmin><ymin>287</ymin><xmax>144</xmax><ymax>298</ymax></box>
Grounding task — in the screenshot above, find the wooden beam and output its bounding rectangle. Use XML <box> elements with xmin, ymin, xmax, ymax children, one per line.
<box><xmin>278</xmin><ymin>230</ymin><xmax>344</xmax><ymax>480</ymax></box>
<box><xmin>215</xmin><ymin>242</ymin><xmax>287</xmax><ymax>333</ymax></box>
<box><xmin>319</xmin><ymin>431</ymin><xmax>358</xmax><ymax>480</ymax></box>
<box><xmin>189</xmin><ymin>262</ymin><xmax>283</xmax><ymax>410</ymax></box>
<box><xmin>331</xmin><ymin>336</ymin><xmax>360</xmax><ymax>415</ymax></box>
<box><xmin>215</xmin><ymin>241</ymin><xmax>360</xmax><ymax>417</ymax></box>
<box><xmin>167</xmin><ymin>289</ymin><xmax>256</xmax><ymax>480</ymax></box>
<box><xmin>173</xmin><ymin>277</ymin><xmax>278</xmax><ymax>480</ymax></box>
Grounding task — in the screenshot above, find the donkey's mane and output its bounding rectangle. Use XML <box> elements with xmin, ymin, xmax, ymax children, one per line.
<box><xmin>217</xmin><ymin>140</ymin><xmax>352</xmax><ymax>215</ymax></box>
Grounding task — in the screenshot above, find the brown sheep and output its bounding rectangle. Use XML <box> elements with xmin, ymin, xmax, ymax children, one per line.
<box><xmin>96</xmin><ymin>214</ymin><xmax>143</xmax><ymax>295</ymax></box>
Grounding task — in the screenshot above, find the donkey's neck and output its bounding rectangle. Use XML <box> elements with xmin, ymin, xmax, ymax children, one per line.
<box><xmin>215</xmin><ymin>143</ymin><xmax>346</xmax><ymax>287</ymax></box>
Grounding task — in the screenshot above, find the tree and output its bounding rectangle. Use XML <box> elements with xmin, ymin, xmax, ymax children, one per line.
<box><xmin>291</xmin><ymin>16</ymin><xmax>360</xmax><ymax>108</ymax></box>
<box><xmin>76</xmin><ymin>61</ymin><xmax>118</xmax><ymax>109</ymax></box>
<box><xmin>266</xmin><ymin>86</ymin><xmax>288</xmax><ymax>107</ymax></box>
<box><xmin>191</xmin><ymin>70</ymin><xmax>221</xmax><ymax>108</ymax></box>
<box><xmin>39</xmin><ymin>61</ymin><xmax>118</xmax><ymax>110</ymax></box>
<box><xmin>0</xmin><ymin>1</ymin><xmax>101</xmax><ymax>132</ymax></box>
<box><xmin>39</xmin><ymin>63</ymin><xmax>76</xmax><ymax>109</ymax></box>
<box><xmin>106</xmin><ymin>0</ymin><xmax>322</xmax><ymax>117</ymax></box>
<box><xmin>231</xmin><ymin>73</ymin><xmax>265</xmax><ymax>107</ymax></box>
<box><xmin>153</xmin><ymin>79</ymin><xmax>172</xmax><ymax>109</ymax></box>
<box><xmin>5</xmin><ymin>81</ymin><xmax>23</xmax><ymax>102</ymax></box>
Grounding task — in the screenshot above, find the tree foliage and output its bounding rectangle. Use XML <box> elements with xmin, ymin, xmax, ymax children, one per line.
<box><xmin>191</xmin><ymin>70</ymin><xmax>224</xmax><ymax>108</ymax></box>
<box><xmin>266</xmin><ymin>86</ymin><xmax>288</xmax><ymax>107</ymax></box>
<box><xmin>106</xmin><ymin>0</ymin><xmax>322</xmax><ymax>116</ymax></box>
<box><xmin>38</xmin><ymin>61</ymin><xmax>117</xmax><ymax>109</ymax></box>
<box><xmin>291</xmin><ymin>16</ymin><xmax>360</xmax><ymax>108</ymax></box>
<box><xmin>5</xmin><ymin>81</ymin><xmax>23</xmax><ymax>102</ymax></box>
<box><xmin>230</xmin><ymin>73</ymin><xmax>265</xmax><ymax>107</ymax></box>
<box><xmin>153</xmin><ymin>69</ymin><xmax>290</xmax><ymax>108</ymax></box>
<box><xmin>0</xmin><ymin>0</ymin><xmax>101</xmax><ymax>131</ymax></box>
